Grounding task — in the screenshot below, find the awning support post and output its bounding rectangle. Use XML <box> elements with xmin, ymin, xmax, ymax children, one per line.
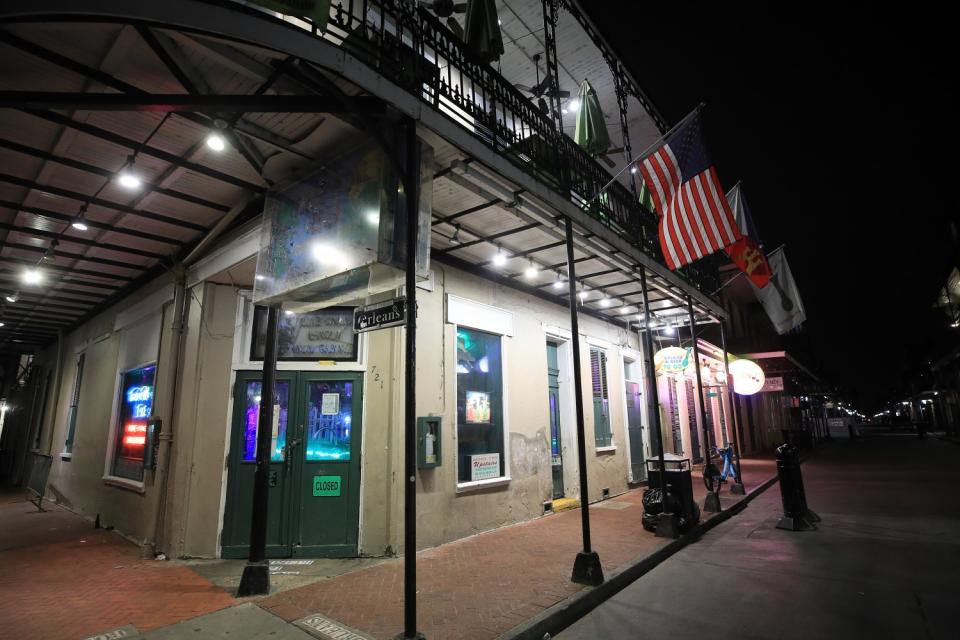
<box><xmin>719</xmin><ymin>321</ymin><xmax>746</xmax><ymax>495</ymax></box>
<box><xmin>237</xmin><ymin>304</ymin><xmax>279</xmax><ymax>597</ymax></box>
<box><xmin>688</xmin><ymin>296</ymin><xmax>721</xmax><ymax>513</ymax></box>
<box><xmin>565</xmin><ymin>216</ymin><xmax>604</xmax><ymax>586</ymax></box>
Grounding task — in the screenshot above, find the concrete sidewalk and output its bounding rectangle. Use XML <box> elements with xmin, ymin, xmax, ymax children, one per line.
<box><xmin>557</xmin><ymin>430</ymin><xmax>960</xmax><ymax>640</ymax></box>
<box><xmin>0</xmin><ymin>456</ymin><xmax>777</xmax><ymax>640</ymax></box>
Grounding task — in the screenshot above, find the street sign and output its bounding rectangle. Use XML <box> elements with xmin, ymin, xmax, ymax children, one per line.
<box><xmin>354</xmin><ymin>297</ymin><xmax>406</xmax><ymax>333</ymax></box>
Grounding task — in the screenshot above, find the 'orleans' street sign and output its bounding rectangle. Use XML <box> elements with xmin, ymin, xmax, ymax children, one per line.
<box><xmin>354</xmin><ymin>297</ymin><xmax>406</xmax><ymax>333</ymax></box>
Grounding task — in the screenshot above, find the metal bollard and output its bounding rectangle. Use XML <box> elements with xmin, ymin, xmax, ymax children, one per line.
<box><xmin>775</xmin><ymin>442</ymin><xmax>820</xmax><ymax>531</ymax></box>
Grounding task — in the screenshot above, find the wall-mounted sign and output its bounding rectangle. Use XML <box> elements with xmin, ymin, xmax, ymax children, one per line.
<box><xmin>761</xmin><ymin>376</ymin><xmax>784</xmax><ymax>393</ymax></box>
<box><xmin>113</xmin><ymin>364</ymin><xmax>157</xmax><ymax>481</ymax></box>
<box><xmin>354</xmin><ymin>297</ymin><xmax>406</xmax><ymax>333</ymax></box>
<box><xmin>251</xmin><ymin>306</ymin><xmax>358</xmax><ymax>361</ymax></box>
<box><xmin>654</xmin><ymin>347</ymin><xmax>691</xmax><ymax>373</ymax></box>
<box><xmin>729</xmin><ymin>359</ymin><xmax>765</xmax><ymax>395</ymax></box>
<box><xmin>312</xmin><ymin>475</ymin><xmax>342</xmax><ymax>497</ymax></box>
<box><xmin>470</xmin><ymin>453</ymin><xmax>500</xmax><ymax>481</ymax></box>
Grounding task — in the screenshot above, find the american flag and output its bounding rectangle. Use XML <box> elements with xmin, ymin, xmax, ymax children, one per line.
<box><xmin>636</xmin><ymin>113</ymin><xmax>740</xmax><ymax>270</ymax></box>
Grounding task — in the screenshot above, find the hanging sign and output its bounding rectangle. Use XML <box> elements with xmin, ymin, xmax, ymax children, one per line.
<box><xmin>654</xmin><ymin>347</ymin><xmax>691</xmax><ymax>373</ymax></box>
<box><xmin>354</xmin><ymin>297</ymin><xmax>406</xmax><ymax>333</ymax></box>
<box><xmin>729</xmin><ymin>359</ymin><xmax>765</xmax><ymax>395</ymax></box>
<box><xmin>761</xmin><ymin>376</ymin><xmax>784</xmax><ymax>392</ymax></box>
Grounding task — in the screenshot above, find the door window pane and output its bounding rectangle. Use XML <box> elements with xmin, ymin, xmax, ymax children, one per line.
<box><xmin>304</xmin><ymin>381</ymin><xmax>353</xmax><ymax>460</ymax></box>
<box><xmin>241</xmin><ymin>380</ymin><xmax>290</xmax><ymax>462</ymax></box>
<box><xmin>456</xmin><ymin>328</ymin><xmax>504</xmax><ymax>483</ymax></box>
<box><xmin>111</xmin><ymin>364</ymin><xmax>156</xmax><ymax>481</ymax></box>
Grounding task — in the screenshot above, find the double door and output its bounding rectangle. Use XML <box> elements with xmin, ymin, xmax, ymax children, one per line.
<box><xmin>221</xmin><ymin>371</ymin><xmax>362</xmax><ymax>558</ymax></box>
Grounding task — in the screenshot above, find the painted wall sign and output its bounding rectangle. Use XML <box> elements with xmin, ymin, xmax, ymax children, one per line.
<box><xmin>729</xmin><ymin>359</ymin><xmax>766</xmax><ymax>395</ymax></box>
<box><xmin>761</xmin><ymin>376</ymin><xmax>784</xmax><ymax>392</ymax></box>
<box><xmin>654</xmin><ymin>346</ymin><xmax>691</xmax><ymax>373</ymax></box>
<box><xmin>470</xmin><ymin>453</ymin><xmax>500</xmax><ymax>481</ymax></box>
<box><xmin>354</xmin><ymin>297</ymin><xmax>406</xmax><ymax>333</ymax></box>
<box><xmin>312</xmin><ymin>475</ymin><xmax>342</xmax><ymax>497</ymax></box>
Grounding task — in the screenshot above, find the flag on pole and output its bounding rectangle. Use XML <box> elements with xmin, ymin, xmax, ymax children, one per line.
<box><xmin>724</xmin><ymin>184</ymin><xmax>771</xmax><ymax>288</ymax></box>
<box><xmin>754</xmin><ymin>248</ymin><xmax>806</xmax><ymax>334</ymax></box>
<box><xmin>635</xmin><ymin>112</ymin><xmax>740</xmax><ymax>270</ymax></box>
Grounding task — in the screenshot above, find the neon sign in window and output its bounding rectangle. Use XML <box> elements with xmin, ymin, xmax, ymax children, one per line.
<box><xmin>111</xmin><ymin>364</ymin><xmax>156</xmax><ymax>481</ymax></box>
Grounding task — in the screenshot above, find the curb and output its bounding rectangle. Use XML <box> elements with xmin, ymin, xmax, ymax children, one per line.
<box><xmin>498</xmin><ymin>473</ymin><xmax>780</xmax><ymax>640</ymax></box>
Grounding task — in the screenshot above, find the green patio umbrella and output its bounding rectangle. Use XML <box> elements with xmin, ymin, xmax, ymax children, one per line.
<box><xmin>464</xmin><ymin>0</ymin><xmax>504</xmax><ymax>64</ymax></box>
<box><xmin>574</xmin><ymin>78</ymin><xmax>611</xmax><ymax>157</ymax></box>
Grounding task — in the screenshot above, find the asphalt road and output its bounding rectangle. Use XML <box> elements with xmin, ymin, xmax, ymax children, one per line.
<box><xmin>558</xmin><ymin>429</ymin><xmax>960</xmax><ymax>640</ymax></box>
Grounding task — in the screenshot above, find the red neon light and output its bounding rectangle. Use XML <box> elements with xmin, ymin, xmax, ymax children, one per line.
<box><xmin>124</xmin><ymin>423</ymin><xmax>147</xmax><ymax>434</ymax></box>
<box><xmin>124</xmin><ymin>435</ymin><xmax>146</xmax><ymax>446</ymax></box>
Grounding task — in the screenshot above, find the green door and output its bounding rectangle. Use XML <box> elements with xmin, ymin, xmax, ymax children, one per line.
<box><xmin>293</xmin><ymin>373</ymin><xmax>363</xmax><ymax>557</ymax></box>
<box><xmin>221</xmin><ymin>371</ymin><xmax>297</xmax><ymax>558</ymax></box>
<box><xmin>221</xmin><ymin>371</ymin><xmax>363</xmax><ymax>558</ymax></box>
<box><xmin>546</xmin><ymin>342</ymin><xmax>564</xmax><ymax>499</ymax></box>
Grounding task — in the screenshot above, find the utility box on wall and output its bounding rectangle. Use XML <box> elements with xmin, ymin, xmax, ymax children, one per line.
<box><xmin>253</xmin><ymin>135</ymin><xmax>433</xmax><ymax>312</ymax></box>
<box><xmin>417</xmin><ymin>416</ymin><xmax>441</xmax><ymax>469</ymax></box>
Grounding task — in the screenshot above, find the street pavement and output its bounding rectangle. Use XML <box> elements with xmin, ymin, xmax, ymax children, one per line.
<box><xmin>558</xmin><ymin>429</ymin><xmax>960</xmax><ymax>640</ymax></box>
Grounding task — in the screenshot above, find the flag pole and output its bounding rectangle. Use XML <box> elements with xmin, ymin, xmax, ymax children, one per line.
<box><xmin>584</xmin><ymin>103</ymin><xmax>705</xmax><ymax>210</ymax></box>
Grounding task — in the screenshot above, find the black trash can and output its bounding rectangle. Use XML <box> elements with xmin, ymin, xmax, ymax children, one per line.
<box><xmin>642</xmin><ymin>455</ymin><xmax>700</xmax><ymax>533</ymax></box>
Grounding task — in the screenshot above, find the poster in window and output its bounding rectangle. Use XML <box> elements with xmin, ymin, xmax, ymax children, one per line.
<box><xmin>465</xmin><ymin>391</ymin><xmax>491</xmax><ymax>424</ymax></box>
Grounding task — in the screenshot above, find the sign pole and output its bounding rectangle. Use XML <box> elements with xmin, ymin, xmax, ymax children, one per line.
<box><xmin>396</xmin><ymin>119</ymin><xmax>425</xmax><ymax>640</ymax></box>
<box><xmin>688</xmin><ymin>296</ymin><xmax>721</xmax><ymax>513</ymax></box>
<box><xmin>238</xmin><ymin>303</ymin><xmax>280</xmax><ymax>597</ymax></box>
<box><xmin>718</xmin><ymin>321</ymin><xmax>746</xmax><ymax>495</ymax></box>
<box><xmin>565</xmin><ymin>216</ymin><xmax>603</xmax><ymax>586</ymax></box>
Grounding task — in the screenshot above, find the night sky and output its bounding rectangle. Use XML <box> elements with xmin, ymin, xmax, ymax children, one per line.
<box><xmin>584</xmin><ymin>2</ymin><xmax>957</xmax><ymax>410</ymax></box>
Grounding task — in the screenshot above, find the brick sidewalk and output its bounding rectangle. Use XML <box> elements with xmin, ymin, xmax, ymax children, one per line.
<box><xmin>0</xmin><ymin>457</ymin><xmax>776</xmax><ymax>640</ymax></box>
<box><xmin>0</xmin><ymin>497</ymin><xmax>235</xmax><ymax>640</ymax></box>
<box><xmin>261</xmin><ymin>457</ymin><xmax>776</xmax><ymax>639</ymax></box>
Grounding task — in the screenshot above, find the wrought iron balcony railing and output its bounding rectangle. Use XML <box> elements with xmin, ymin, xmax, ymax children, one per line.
<box><xmin>222</xmin><ymin>0</ymin><xmax>720</xmax><ymax>294</ymax></box>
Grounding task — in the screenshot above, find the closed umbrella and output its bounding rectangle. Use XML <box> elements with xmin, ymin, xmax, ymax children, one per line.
<box><xmin>253</xmin><ymin>1</ymin><xmax>330</xmax><ymax>31</ymax></box>
<box><xmin>464</xmin><ymin>0</ymin><xmax>504</xmax><ymax>64</ymax></box>
<box><xmin>574</xmin><ymin>78</ymin><xmax>611</xmax><ymax>157</ymax></box>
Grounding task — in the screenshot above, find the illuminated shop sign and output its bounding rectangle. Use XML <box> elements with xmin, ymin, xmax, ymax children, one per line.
<box><xmin>654</xmin><ymin>347</ymin><xmax>691</xmax><ymax>373</ymax></box>
<box><xmin>729</xmin><ymin>359</ymin><xmax>765</xmax><ymax>395</ymax></box>
<box><xmin>112</xmin><ymin>364</ymin><xmax>157</xmax><ymax>481</ymax></box>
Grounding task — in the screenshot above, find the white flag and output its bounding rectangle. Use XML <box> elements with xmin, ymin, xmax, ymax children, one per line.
<box><xmin>753</xmin><ymin>248</ymin><xmax>805</xmax><ymax>334</ymax></box>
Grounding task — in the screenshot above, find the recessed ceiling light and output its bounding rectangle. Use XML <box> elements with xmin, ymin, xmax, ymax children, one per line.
<box><xmin>71</xmin><ymin>220</ymin><xmax>88</xmax><ymax>231</ymax></box>
<box><xmin>492</xmin><ymin>249</ymin><xmax>507</xmax><ymax>267</ymax></box>
<box><xmin>365</xmin><ymin>209</ymin><xmax>380</xmax><ymax>226</ymax></box>
<box><xmin>0</xmin><ymin>322</ymin><xmax>4</xmax><ymax>327</ymax></box>
<box><xmin>567</xmin><ymin>99</ymin><xmax>580</xmax><ymax>112</ymax></box>
<box><xmin>525</xmin><ymin>262</ymin><xmax>538</xmax><ymax>279</ymax></box>
<box><xmin>5</xmin><ymin>294</ymin><xmax>17</xmax><ymax>303</ymax></box>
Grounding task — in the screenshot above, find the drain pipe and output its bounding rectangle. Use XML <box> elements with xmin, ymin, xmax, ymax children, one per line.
<box><xmin>145</xmin><ymin>194</ymin><xmax>259</xmax><ymax>558</ymax></box>
<box><xmin>144</xmin><ymin>266</ymin><xmax>187</xmax><ymax>559</ymax></box>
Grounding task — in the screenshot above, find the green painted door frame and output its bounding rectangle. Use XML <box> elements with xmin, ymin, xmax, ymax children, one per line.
<box><xmin>221</xmin><ymin>370</ymin><xmax>363</xmax><ymax>559</ymax></box>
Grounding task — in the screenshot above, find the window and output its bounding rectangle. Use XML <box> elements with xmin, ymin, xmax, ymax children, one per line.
<box><xmin>456</xmin><ymin>328</ymin><xmax>505</xmax><ymax>483</ymax></box>
<box><xmin>590</xmin><ymin>347</ymin><xmax>612</xmax><ymax>447</ymax></box>
<box><xmin>110</xmin><ymin>364</ymin><xmax>156</xmax><ymax>481</ymax></box>
<box><xmin>63</xmin><ymin>353</ymin><xmax>85</xmax><ymax>455</ymax></box>
<box><xmin>250</xmin><ymin>305</ymin><xmax>358</xmax><ymax>361</ymax></box>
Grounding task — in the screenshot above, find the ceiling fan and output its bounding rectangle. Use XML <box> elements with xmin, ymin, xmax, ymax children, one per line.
<box><xmin>515</xmin><ymin>53</ymin><xmax>570</xmax><ymax>116</ymax></box>
<box><xmin>422</xmin><ymin>0</ymin><xmax>468</xmax><ymax>39</ymax></box>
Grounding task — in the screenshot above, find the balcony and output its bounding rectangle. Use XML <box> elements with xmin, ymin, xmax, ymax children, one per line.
<box><xmin>224</xmin><ymin>0</ymin><xmax>721</xmax><ymax>294</ymax></box>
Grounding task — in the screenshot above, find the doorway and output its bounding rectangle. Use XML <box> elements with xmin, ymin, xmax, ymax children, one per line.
<box><xmin>623</xmin><ymin>358</ymin><xmax>645</xmax><ymax>482</ymax></box>
<box><xmin>221</xmin><ymin>371</ymin><xmax>363</xmax><ymax>558</ymax></box>
<box><xmin>546</xmin><ymin>341</ymin><xmax>564</xmax><ymax>499</ymax></box>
